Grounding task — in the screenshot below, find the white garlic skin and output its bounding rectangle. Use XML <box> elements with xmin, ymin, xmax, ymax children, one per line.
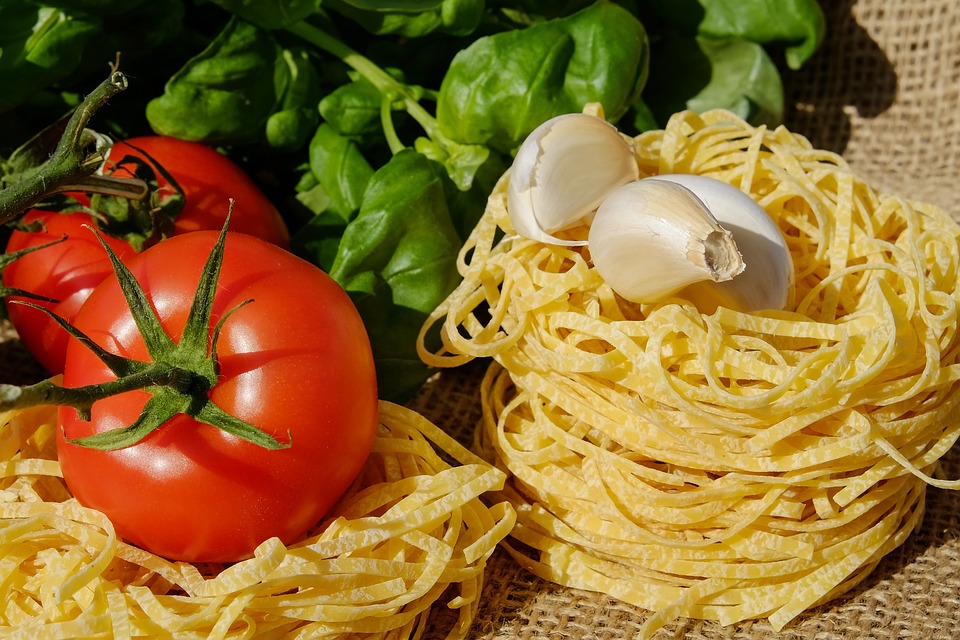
<box><xmin>507</xmin><ymin>112</ymin><xmax>639</xmax><ymax>245</ymax></box>
<box><xmin>653</xmin><ymin>174</ymin><xmax>794</xmax><ymax>311</ymax></box>
<box><xmin>588</xmin><ymin>178</ymin><xmax>745</xmax><ymax>303</ymax></box>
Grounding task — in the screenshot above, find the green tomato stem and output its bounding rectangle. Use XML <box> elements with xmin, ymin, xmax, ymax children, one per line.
<box><xmin>0</xmin><ymin>364</ymin><xmax>191</xmax><ymax>420</ymax></box>
<box><xmin>0</xmin><ymin>69</ymin><xmax>147</xmax><ymax>225</ymax></box>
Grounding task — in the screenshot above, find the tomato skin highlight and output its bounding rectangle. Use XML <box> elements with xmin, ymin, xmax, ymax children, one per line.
<box><xmin>56</xmin><ymin>231</ymin><xmax>378</xmax><ymax>563</ymax></box>
<box><xmin>3</xmin><ymin>135</ymin><xmax>290</xmax><ymax>374</ymax></box>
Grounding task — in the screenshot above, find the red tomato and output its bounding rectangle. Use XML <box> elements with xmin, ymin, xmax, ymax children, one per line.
<box><xmin>3</xmin><ymin>136</ymin><xmax>291</xmax><ymax>374</ymax></box>
<box><xmin>3</xmin><ymin>209</ymin><xmax>138</xmax><ymax>374</ymax></box>
<box><xmin>57</xmin><ymin>231</ymin><xmax>378</xmax><ymax>563</ymax></box>
<box><xmin>106</xmin><ymin>136</ymin><xmax>291</xmax><ymax>243</ymax></box>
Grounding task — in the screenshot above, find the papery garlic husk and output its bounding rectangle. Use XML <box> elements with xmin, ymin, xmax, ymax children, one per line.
<box><xmin>507</xmin><ymin>112</ymin><xmax>639</xmax><ymax>246</ymax></box>
<box><xmin>588</xmin><ymin>178</ymin><xmax>745</xmax><ymax>303</ymax></box>
<box><xmin>653</xmin><ymin>174</ymin><xmax>795</xmax><ymax>312</ymax></box>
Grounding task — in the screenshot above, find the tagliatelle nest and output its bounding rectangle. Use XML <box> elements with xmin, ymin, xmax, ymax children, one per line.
<box><xmin>418</xmin><ymin>109</ymin><xmax>960</xmax><ymax>636</ymax></box>
<box><xmin>0</xmin><ymin>401</ymin><xmax>515</xmax><ymax>639</ymax></box>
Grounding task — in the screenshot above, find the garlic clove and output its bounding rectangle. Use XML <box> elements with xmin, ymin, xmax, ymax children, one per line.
<box><xmin>588</xmin><ymin>178</ymin><xmax>745</xmax><ymax>303</ymax></box>
<box><xmin>507</xmin><ymin>112</ymin><xmax>639</xmax><ymax>246</ymax></box>
<box><xmin>653</xmin><ymin>174</ymin><xmax>794</xmax><ymax>312</ymax></box>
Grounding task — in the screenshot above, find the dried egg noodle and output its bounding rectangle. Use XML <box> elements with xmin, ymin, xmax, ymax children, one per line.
<box><xmin>0</xmin><ymin>401</ymin><xmax>515</xmax><ymax>639</ymax></box>
<box><xmin>418</xmin><ymin>109</ymin><xmax>960</xmax><ymax>635</ymax></box>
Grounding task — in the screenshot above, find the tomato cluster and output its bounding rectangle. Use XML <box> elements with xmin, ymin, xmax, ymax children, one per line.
<box><xmin>3</xmin><ymin>136</ymin><xmax>291</xmax><ymax>374</ymax></box>
<box><xmin>3</xmin><ymin>137</ymin><xmax>379</xmax><ymax>563</ymax></box>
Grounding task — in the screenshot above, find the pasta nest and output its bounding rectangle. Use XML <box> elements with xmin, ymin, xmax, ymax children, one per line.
<box><xmin>0</xmin><ymin>401</ymin><xmax>515</xmax><ymax>639</ymax></box>
<box><xmin>419</xmin><ymin>109</ymin><xmax>960</xmax><ymax>635</ymax></box>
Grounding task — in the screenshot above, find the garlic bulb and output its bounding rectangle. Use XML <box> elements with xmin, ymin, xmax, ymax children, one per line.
<box><xmin>507</xmin><ymin>112</ymin><xmax>639</xmax><ymax>245</ymax></box>
<box><xmin>588</xmin><ymin>178</ymin><xmax>745</xmax><ymax>303</ymax></box>
<box><xmin>653</xmin><ymin>174</ymin><xmax>794</xmax><ymax>311</ymax></box>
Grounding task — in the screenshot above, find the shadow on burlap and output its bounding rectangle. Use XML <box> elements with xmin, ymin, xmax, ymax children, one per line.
<box><xmin>3</xmin><ymin>1</ymin><xmax>960</xmax><ymax>638</ymax></box>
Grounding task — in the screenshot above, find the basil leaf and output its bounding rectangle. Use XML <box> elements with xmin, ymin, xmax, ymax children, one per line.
<box><xmin>644</xmin><ymin>35</ymin><xmax>783</xmax><ymax>128</ymax></box>
<box><xmin>320</xmin><ymin>78</ymin><xmax>384</xmax><ymax>138</ymax></box>
<box><xmin>336</xmin><ymin>0</ymin><xmax>443</xmax><ymax>9</ymax></box>
<box><xmin>327</xmin><ymin>0</ymin><xmax>483</xmax><ymax>36</ymax></box>
<box><xmin>266</xmin><ymin>48</ymin><xmax>322</xmax><ymax>151</ymax></box>
<box><xmin>330</xmin><ymin>149</ymin><xmax>461</xmax><ymax>313</ymax></box>
<box><xmin>0</xmin><ymin>6</ymin><xmax>100</xmax><ymax>113</ymax></box>
<box><xmin>209</xmin><ymin>0</ymin><xmax>321</xmax><ymax>29</ymax></box>
<box><xmin>436</xmin><ymin>0</ymin><xmax>649</xmax><ymax>153</ymax></box>
<box><xmin>329</xmin><ymin>149</ymin><xmax>462</xmax><ymax>401</ymax></box>
<box><xmin>647</xmin><ymin>0</ymin><xmax>825</xmax><ymax>70</ymax></box>
<box><xmin>307</xmin><ymin>123</ymin><xmax>374</xmax><ymax>221</ymax></box>
<box><xmin>145</xmin><ymin>18</ymin><xmax>280</xmax><ymax>143</ymax></box>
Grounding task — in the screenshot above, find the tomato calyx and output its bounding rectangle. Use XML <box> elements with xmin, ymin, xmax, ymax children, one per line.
<box><xmin>88</xmin><ymin>143</ymin><xmax>187</xmax><ymax>251</ymax></box>
<box><xmin>0</xmin><ymin>212</ymin><xmax>291</xmax><ymax>451</ymax></box>
<box><xmin>0</xmin><ymin>63</ymin><xmax>148</xmax><ymax>226</ymax></box>
<box><xmin>0</xmin><ymin>237</ymin><xmax>67</xmax><ymax>302</ymax></box>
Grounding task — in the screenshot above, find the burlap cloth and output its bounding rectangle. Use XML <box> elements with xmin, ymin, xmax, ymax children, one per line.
<box><xmin>3</xmin><ymin>0</ymin><xmax>960</xmax><ymax>637</ymax></box>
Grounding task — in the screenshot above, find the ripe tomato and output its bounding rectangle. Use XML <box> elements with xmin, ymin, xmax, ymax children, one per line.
<box><xmin>57</xmin><ymin>231</ymin><xmax>378</xmax><ymax>563</ymax></box>
<box><xmin>106</xmin><ymin>136</ymin><xmax>291</xmax><ymax>242</ymax></box>
<box><xmin>3</xmin><ymin>209</ymin><xmax>137</xmax><ymax>374</ymax></box>
<box><xmin>3</xmin><ymin>135</ymin><xmax>291</xmax><ymax>374</ymax></box>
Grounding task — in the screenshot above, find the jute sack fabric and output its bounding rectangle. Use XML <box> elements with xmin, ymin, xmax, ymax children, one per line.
<box><xmin>2</xmin><ymin>0</ymin><xmax>959</xmax><ymax>638</ymax></box>
<box><xmin>407</xmin><ymin>1</ymin><xmax>960</xmax><ymax>638</ymax></box>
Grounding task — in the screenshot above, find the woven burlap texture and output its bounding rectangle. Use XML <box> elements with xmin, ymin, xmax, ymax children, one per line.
<box><xmin>3</xmin><ymin>1</ymin><xmax>959</xmax><ymax>638</ymax></box>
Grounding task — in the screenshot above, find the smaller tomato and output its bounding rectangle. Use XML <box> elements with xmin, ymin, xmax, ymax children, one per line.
<box><xmin>106</xmin><ymin>137</ymin><xmax>290</xmax><ymax>244</ymax></box>
<box><xmin>57</xmin><ymin>231</ymin><xmax>379</xmax><ymax>563</ymax></box>
<box><xmin>3</xmin><ymin>136</ymin><xmax>291</xmax><ymax>374</ymax></box>
<box><xmin>3</xmin><ymin>208</ymin><xmax>137</xmax><ymax>374</ymax></box>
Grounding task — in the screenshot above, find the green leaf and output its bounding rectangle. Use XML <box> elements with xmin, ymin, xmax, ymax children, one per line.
<box><xmin>0</xmin><ymin>0</ymin><xmax>185</xmax><ymax>119</ymax></box>
<box><xmin>643</xmin><ymin>35</ymin><xmax>783</xmax><ymax>128</ymax></box>
<box><xmin>319</xmin><ymin>73</ymin><xmax>403</xmax><ymax>139</ymax></box>
<box><xmin>29</xmin><ymin>0</ymin><xmax>149</xmax><ymax>14</ymax></box>
<box><xmin>439</xmin><ymin>149</ymin><xmax>508</xmax><ymax>241</ymax></box>
<box><xmin>267</xmin><ymin>108</ymin><xmax>319</xmax><ymax>152</ymax></box>
<box><xmin>436</xmin><ymin>0</ymin><xmax>649</xmax><ymax>153</ymax></box>
<box><xmin>646</xmin><ymin>0</ymin><xmax>825</xmax><ymax>70</ymax></box>
<box><xmin>631</xmin><ymin>96</ymin><xmax>660</xmax><ymax>132</ymax></box>
<box><xmin>266</xmin><ymin>47</ymin><xmax>322</xmax><ymax>151</ymax></box>
<box><xmin>329</xmin><ymin>149</ymin><xmax>463</xmax><ymax>402</ymax></box>
<box><xmin>326</xmin><ymin>0</ymin><xmax>483</xmax><ymax>36</ymax></box>
<box><xmin>209</xmin><ymin>0</ymin><xmax>321</xmax><ymax>29</ymax></box>
<box><xmin>145</xmin><ymin>18</ymin><xmax>281</xmax><ymax>144</ymax></box>
<box><xmin>307</xmin><ymin>124</ymin><xmax>375</xmax><ymax>221</ymax></box>
<box><xmin>291</xmin><ymin>212</ymin><xmax>348</xmax><ymax>272</ymax></box>
<box><xmin>330</xmin><ymin>149</ymin><xmax>461</xmax><ymax>314</ymax></box>
<box><xmin>0</xmin><ymin>5</ymin><xmax>100</xmax><ymax>113</ymax></box>
<box><xmin>347</xmin><ymin>281</ymin><xmax>440</xmax><ymax>403</ymax></box>
<box><xmin>336</xmin><ymin>0</ymin><xmax>443</xmax><ymax>9</ymax></box>
<box><xmin>414</xmin><ymin>137</ymin><xmax>490</xmax><ymax>193</ymax></box>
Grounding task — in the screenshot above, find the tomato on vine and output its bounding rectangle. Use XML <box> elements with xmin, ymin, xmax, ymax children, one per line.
<box><xmin>3</xmin><ymin>136</ymin><xmax>290</xmax><ymax>374</ymax></box>
<box><xmin>56</xmin><ymin>228</ymin><xmax>378</xmax><ymax>563</ymax></box>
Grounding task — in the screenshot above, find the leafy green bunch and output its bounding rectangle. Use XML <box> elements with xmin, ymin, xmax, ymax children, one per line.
<box><xmin>0</xmin><ymin>0</ymin><xmax>825</xmax><ymax>401</ymax></box>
